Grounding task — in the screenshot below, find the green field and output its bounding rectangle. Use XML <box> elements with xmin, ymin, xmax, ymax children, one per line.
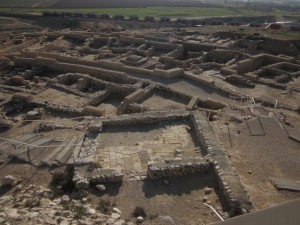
<box><xmin>0</xmin><ymin>6</ymin><xmax>264</xmax><ymax>18</ymax></box>
<box><xmin>0</xmin><ymin>0</ymin><xmax>45</xmax><ymax>8</ymax></box>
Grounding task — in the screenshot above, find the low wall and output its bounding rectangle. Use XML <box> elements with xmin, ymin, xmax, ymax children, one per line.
<box><xmin>14</xmin><ymin>56</ymin><xmax>129</xmax><ymax>84</ymax></box>
<box><xmin>119</xmin><ymin>35</ymin><xmax>145</xmax><ymax>45</ymax></box>
<box><xmin>88</xmin><ymin>90</ymin><xmax>110</xmax><ymax>106</ymax></box>
<box><xmin>258</xmin><ymin>39</ymin><xmax>300</xmax><ymax>56</ymax></box>
<box><xmin>0</xmin><ymin>39</ymin><xmax>38</xmax><ymax>55</ymax></box>
<box><xmin>149</xmin><ymin>41</ymin><xmax>178</xmax><ymax>52</ymax></box>
<box><xmin>76</xmin><ymin>168</ymin><xmax>124</xmax><ymax>184</ymax></box>
<box><xmin>184</xmin><ymin>41</ymin><xmax>219</xmax><ymax>52</ymax></box>
<box><xmin>39</xmin><ymin>52</ymin><xmax>126</xmax><ymax>73</ymax></box>
<box><xmin>124</xmin><ymin>66</ymin><xmax>152</xmax><ymax>75</ymax></box>
<box><xmin>153</xmin><ymin>68</ymin><xmax>184</xmax><ymax>79</ymax></box>
<box><xmin>148</xmin><ymin>158</ymin><xmax>210</xmax><ymax>179</ymax></box>
<box><xmin>98</xmin><ymin>110</ymin><xmax>190</xmax><ymax>127</ymax></box>
<box><xmin>154</xmin><ymin>85</ymin><xmax>191</xmax><ymax>104</ymax></box>
<box><xmin>124</xmin><ymin>89</ymin><xmax>146</xmax><ymax>103</ymax></box>
<box><xmin>187</xmin><ymin>97</ymin><xmax>198</xmax><ymax>111</ymax></box>
<box><xmin>31</xmin><ymin>100</ymin><xmax>84</xmax><ymax>116</ymax></box>
<box><xmin>83</xmin><ymin>105</ymin><xmax>105</xmax><ymax>117</ymax></box>
<box><xmin>51</xmin><ymin>83</ymin><xmax>88</xmax><ymax>98</ymax></box>
<box><xmin>183</xmin><ymin>72</ymin><xmax>215</xmax><ymax>86</ymax></box>
<box><xmin>191</xmin><ymin>111</ymin><xmax>253</xmax><ymax>215</ymax></box>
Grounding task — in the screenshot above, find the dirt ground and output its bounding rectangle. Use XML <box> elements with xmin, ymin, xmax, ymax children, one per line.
<box><xmin>141</xmin><ymin>93</ymin><xmax>187</xmax><ymax>111</ymax></box>
<box><xmin>92</xmin><ymin>173</ymin><xmax>227</xmax><ymax>225</ymax></box>
<box><xmin>212</xmin><ymin>115</ymin><xmax>300</xmax><ymax>210</ymax></box>
<box><xmin>34</xmin><ymin>88</ymin><xmax>86</xmax><ymax>107</ymax></box>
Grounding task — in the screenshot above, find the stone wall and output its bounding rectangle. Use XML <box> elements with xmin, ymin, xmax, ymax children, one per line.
<box><xmin>83</xmin><ymin>105</ymin><xmax>105</xmax><ymax>117</ymax></box>
<box><xmin>166</xmin><ymin>45</ymin><xmax>184</xmax><ymax>59</ymax></box>
<box><xmin>154</xmin><ymin>85</ymin><xmax>192</xmax><ymax>104</ymax></box>
<box><xmin>147</xmin><ymin>158</ymin><xmax>210</xmax><ymax>179</ymax></box>
<box><xmin>88</xmin><ymin>90</ymin><xmax>110</xmax><ymax>106</ymax></box>
<box><xmin>119</xmin><ymin>35</ymin><xmax>145</xmax><ymax>46</ymax></box>
<box><xmin>183</xmin><ymin>41</ymin><xmax>219</xmax><ymax>52</ymax></box>
<box><xmin>123</xmin><ymin>66</ymin><xmax>152</xmax><ymax>75</ymax></box>
<box><xmin>31</xmin><ymin>100</ymin><xmax>84</xmax><ymax>116</ymax></box>
<box><xmin>64</xmin><ymin>33</ymin><xmax>90</xmax><ymax>42</ymax></box>
<box><xmin>268</xmin><ymin>62</ymin><xmax>300</xmax><ymax>78</ymax></box>
<box><xmin>183</xmin><ymin>72</ymin><xmax>216</xmax><ymax>86</ymax></box>
<box><xmin>191</xmin><ymin>111</ymin><xmax>253</xmax><ymax>215</ymax></box>
<box><xmin>97</xmin><ymin>110</ymin><xmax>191</xmax><ymax>127</ymax></box>
<box><xmin>75</xmin><ymin>168</ymin><xmax>124</xmax><ymax>184</ymax></box>
<box><xmin>124</xmin><ymin>89</ymin><xmax>146</xmax><ymax>103</ymax></box>
<box><xmin>39</xmin><ymin>52</ymin><xmax>126</xmax><ymax>74</ymax></box>
<box><xmin>14</xmin><ymin>56</ymin><xmax>129</xmax><ymax>84</ymax></box>
<box><xmin>205</xmin><ymin>49</ymin><xmax>242</xmax><ymax>64</ymax></box>
<box><xmin>148</xmin><ymin>41</ymin><xmax>178</xmax><ymax>52</ymax></box>
<box><xmin>258</xmin><ymin>39</ymin><xmax>300</xmax><ymax>56</ymax></box>
<box><xmin>197</xmin><ymin>98</ymin><xmax>226</xmax><ymax>110</ymax></box>
<box><xmin>51</xmin><ymin>83</ymin><xmax>88</xmax><ymax>98</ymax></box>
<box><xmin>153</xmin><ymin>68</ymin><xmax>184</xmax><ymax>78</ymax></box>
<box><xmin>234</xmin><ymin>54</ymin><xmax>288</xmax><ymax>74</ymax></box>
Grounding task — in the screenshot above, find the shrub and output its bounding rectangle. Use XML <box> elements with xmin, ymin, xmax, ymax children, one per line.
<box><xmin>132</xmin><ymin>206</ymin><xmax>146</xmax><ymax>218</ymax></box>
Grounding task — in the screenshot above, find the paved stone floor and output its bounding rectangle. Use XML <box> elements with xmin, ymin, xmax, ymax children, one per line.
<box><xmin>95</xmin><ymin>124</ymin><xmax>201</xmax><ymax>179</ymax></box>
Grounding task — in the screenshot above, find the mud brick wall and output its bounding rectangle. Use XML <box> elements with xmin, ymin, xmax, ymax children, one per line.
<box><xmin>148</xmin><ymin>41</ymin><xmax>178</xmax><ymax>52</ymax></box>
<box><xmin>197</xmin><ymin>98</ymin><xmax>226</xmax><ymax>110</ymax></box>
<box><xmin>260</xmin><ymin>54</ymin><xmax>288</xmax><ymax>66</ymax></box>
<box><xmin>269</xmin><ymin>62</ymin><xmax>300</xmax><ymax>78</ymax></box>
<box><xmin>183</xmin><ymin>41</ymin><xmax>218</xmax><ymax>52</ymax></box>
<box><xmin>155</xmin><ymin>85</ymin><xmax>192</xmax><ymax>103</ymax></box>
<box><xmin>123</xmin><ymin>66</ymin><xmax>152</xmax><ymax>75</ymax></box>
<box><xmin>258</xmin><ymin>39</ymin><xmax>300</xmax><ymax>56</ymax></box>
<box><xmin>206</xmin><ymin>49</ymin><xmax>242</xmax><ymax>63</ymax></box>
<box><xmin>1</xmin><ymin>39</ymin><xmax>38</xmax><ymax>56</ymax></box>
<box><xmin>55</xmin><ymin>72</ymin><xmax>137</xmax><ymax>95</ymax></box>
<box><xmin>153</xmin><ymin>68</ymin><xmax>184</xmax><ymax>78</ymax></box>
<box><xmin>1</xmin><ymin>84</ymin><xmax>31</xmax><ymax>94</ymax></box>
<box><xmin>166</xmin><ymin>45</ymin><xmax>184</xmax><ymax>59</ymax></box>
<box><xmin>21</xmin><ymin>50</ymin><xmax>39</xmax><ymax>58</ymax></box>
<box><xmin>119</xmin><ymin>35</ymin><xmax>145</xmax><ymax>45</ymax></box>
<box><xmin>236</xmin><ymin>54</ymin><xmax>288</xmax><ymax>74</ymax></box>
<box><xmin>158</xmin><ymin>56</ymin><xmax>192</xmax><ymax>68</ymax></box>
<box><xmin>39</xmin><ymin>52</ymin><xmax>126</xmax><ymax>72</ymax></box>
<box><xmin>64</xmin><ymin>33</ymin><xmax>90</xmax><ymax>42</ymax></box>
<box><xmin>14</xmin><ymin>56</ymin><xmax>129</xmax><ymax>84</ymax></box>
<box><xmin>89</xmin><ymin>37</ymin><xmax>109</xmax><ymax>47</ymax></box>
<box><xmin>191</xmin><ymin>111</ymin><xmax>253</xmax><ymax>215</ymax></box>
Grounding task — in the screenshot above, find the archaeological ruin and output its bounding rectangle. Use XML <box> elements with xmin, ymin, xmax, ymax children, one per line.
<box><xmin>0</xmin><ymin>10</ymin><xmax>299</xmax><ymax>225</ymax></box>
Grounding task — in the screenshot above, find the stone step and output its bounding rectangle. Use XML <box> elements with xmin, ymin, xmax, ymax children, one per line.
<box><xmin>11</xmin><ymin>137</ymin><xmax>53</xmax><ymax>156</ymax></box>
<box><xmin>66</xmin><ymin>134</ymin><xmax>85</xmax><ymax>165</ymax></box>
<box><xmin>40</xmin><ymin>140</ymin><xmax>68</xmax><ymax>166</ymax></box>
<box><xmin>0</xmin><ymin>134</ymin><xmax>37</xmax><ymax>153</ymax></box>
<box><xmin>18</xmin><ymin>134</ymin><xmax>43</xmax><ymax>147</ymax></box>
<box><xmin>16</xmin><ymin>134</ymin><xmax>38</xmax><ymax>142</ymax></box>
<box><xmin>55</xmin><ymin>135</ymin><xmax>83</xmax><ymax>164</ymax></box>
<box><xmin>28</xmin><ymin>139</ymin><xmax>64</xmax><ymax>164</ymax></box>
